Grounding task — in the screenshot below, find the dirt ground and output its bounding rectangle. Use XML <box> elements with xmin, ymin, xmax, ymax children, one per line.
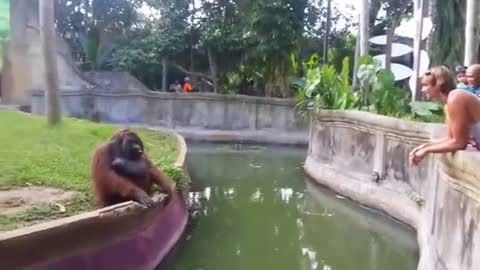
<box><xmin>0</xmin><ymin>186</ymin><xmax>76</xmax><ymax>215</ymax></box>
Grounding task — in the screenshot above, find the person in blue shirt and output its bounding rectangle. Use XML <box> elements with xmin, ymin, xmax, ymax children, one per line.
<box><xmin>455</xmin><ymin>65</ymin><xmax>471</xmax><ymax>91</ymax></box>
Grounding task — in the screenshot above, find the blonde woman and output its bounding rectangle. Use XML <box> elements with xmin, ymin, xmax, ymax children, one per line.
<box><xmin>409</xmin><ymin>66</ymin><xmax>480</xmax><ymax>166</ymax></box>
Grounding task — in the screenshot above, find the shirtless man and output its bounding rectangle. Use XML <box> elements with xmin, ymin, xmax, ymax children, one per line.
<box><xmin>409</xmin><ymin>66</ymin><xmax>480</xmax><ymax>166</ymax></box>
<box><xmin>465</xmin><ymin>64</ymin><xmax>480</xmax><ymax>96</ymax></box>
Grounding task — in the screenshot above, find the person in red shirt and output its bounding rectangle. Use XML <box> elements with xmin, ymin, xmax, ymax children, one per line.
<box><xmin>182</xmin><ymin>77</ymin><xmax>193</xmax><ymax>93</ymax></box>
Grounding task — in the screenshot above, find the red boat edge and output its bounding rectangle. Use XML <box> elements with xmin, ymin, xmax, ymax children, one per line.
<box><xmin>0</xmin><ymin>133</ymin><xmax>189</xmax><ymax>270</ymax></box>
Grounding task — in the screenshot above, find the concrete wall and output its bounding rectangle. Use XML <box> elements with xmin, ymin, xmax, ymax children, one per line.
<box><xmin>305</xmin><ymin>110</ymin><xmax>480</xmax><ymax>270</ymax></box>
<box><xmin>30</xmin><ymin>91</ymin><xmax>308</xmax><ymax>132</ymax></box>
<box><xmin>1</xmin><ymin>0</ymin><xmax>91</xmax><ymax>105</ymax></box>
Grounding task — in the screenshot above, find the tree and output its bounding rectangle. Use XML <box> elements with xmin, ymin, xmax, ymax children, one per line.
<box><xmin>40</xmin><ymin>0</ymin><xmax>61</xmax><ymax>125</ymax></box>
<box><xmin>430</xmin><ymin>0</ymin><xmax>467</xmax><ymax>67</ymax></box>
<box><xmin>382</xmin><ymin>0</ymin><xmax>413</xmax><ymax>70</ymax></box>
<box><xmin>151</xmin><ymin>0</ymin><xmax>189</xmax><ymax>91</ymax></box>
<box><xmin>197</xmin><ymin>0</ymin><xmax>244</xmax><ymax>93</ymax></box>
<box><xmin>55</xmin><ymin>0</ymin><xmax>144</xmax><ymax>69</ymax></box>
<box><xmin>113</xmin><ymin>0</ymin><xmax>189</xmax><ymax>90</ymax></box>
<box><xmin>243</xmin><ymin>0</ymin><xmax>308</xmax><ymax>97</ymax></box>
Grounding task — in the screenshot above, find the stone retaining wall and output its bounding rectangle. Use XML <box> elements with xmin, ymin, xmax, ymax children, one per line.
<box><xmin>305</xmin><ymin>110</ymin><xmax>480</xmax><ymax>270</ymax></box>
<box><xmin>30</xmin><ymin>91</ymin><xmax>308</xmax><ymax>132</ymax></box>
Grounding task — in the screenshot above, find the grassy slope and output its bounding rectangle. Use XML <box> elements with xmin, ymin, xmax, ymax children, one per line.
<box><xmin>0</xmin><ymin>111</ymin><xmax>179</xmax><ymax>230</ymax></box>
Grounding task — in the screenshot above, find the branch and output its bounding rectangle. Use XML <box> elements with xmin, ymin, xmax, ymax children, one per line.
<box><xmin>171</xmin><ymin>63</ymin><xmax>213</xmax><ymax>81</ymax></box>
<box><xmin>201</xmin><ymin>78</ymin><xmax>214</xmax><ymax>87</ymax></box>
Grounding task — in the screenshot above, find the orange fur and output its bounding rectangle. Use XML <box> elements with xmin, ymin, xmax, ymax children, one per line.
<box><xmin>91</xmin><ymin>129</ymin><xmax>175</xmax><ymax>207</ymax></box>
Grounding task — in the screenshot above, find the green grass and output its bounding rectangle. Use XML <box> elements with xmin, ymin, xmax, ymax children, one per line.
<box><xmin>0</xmin><ymin>111</ymin><xmax>180</xmax><ymax>231</ymax></box>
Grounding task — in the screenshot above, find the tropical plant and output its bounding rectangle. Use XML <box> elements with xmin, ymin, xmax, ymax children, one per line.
<box><xmin>356</xmin><ymin>55</ymin><xmax>412</xmax><ymax>117</ymax></box>
<box><xmin>368</xmin><ymin>69</ymin><xmax>410</xmax><ymax>117</ymax></box>
<box><xmin>410</xmin><ymin>101</ymin><xmax>445</xmax><ymax>122</ymax></box>
<box><xmin>296</xmin><ymin>56</ymin><xmax>359</xmax><ymax>113</ymax></box>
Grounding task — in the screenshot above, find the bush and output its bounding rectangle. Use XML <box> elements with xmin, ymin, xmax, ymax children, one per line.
<box><xmin>296</xmin><ymin>54</ymin><xmax>445</xmax><ymax>123</ymax></box>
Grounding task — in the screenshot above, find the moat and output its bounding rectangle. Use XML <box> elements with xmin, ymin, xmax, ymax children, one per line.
<box><xmin>161</xmin><ymin>143</ymin><xmax>418</xmax><ymax>270</ymax></box>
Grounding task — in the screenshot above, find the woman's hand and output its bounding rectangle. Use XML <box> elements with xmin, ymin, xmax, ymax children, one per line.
<box><xmin>410</xmin><ymin>143</ymin><xmax>428</xmax><ymax>156</ymax></box>
<box><xmin>409</xmin><ymin>148</ymin><xmax>428</xmax><ymax>166</ymax></box>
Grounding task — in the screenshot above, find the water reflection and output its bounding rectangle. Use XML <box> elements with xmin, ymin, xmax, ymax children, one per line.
<box><xmin>168</xmin><ymin>144</ymin><xmax>418</xmax><ymax>270</ymax></box>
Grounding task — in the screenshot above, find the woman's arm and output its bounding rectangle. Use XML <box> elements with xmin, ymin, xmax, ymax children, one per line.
<box><xmin>421</xmin><ymin>97</ymin><xmax>470</xmax><ymax>154</ymax></box>
<box><xmin>410</xmin><ymin>119</ymin><xmax>452</xmax><ymax>154</ymax></box>
<box><xmin>410</xmin><ymin>96</ymin><xmax>470</xmax><ymax>165</ymax></box>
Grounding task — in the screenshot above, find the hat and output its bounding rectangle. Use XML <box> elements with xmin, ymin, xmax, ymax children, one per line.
<box><xmin>455</xmin><ymin>65</ymin><xmax>466</xmax><ymax>73</ymax></box>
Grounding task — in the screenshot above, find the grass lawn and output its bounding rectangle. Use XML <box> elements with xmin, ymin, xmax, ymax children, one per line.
<box><xmin>0</xmin><ymin>111</ymin><xmax>180</xmax><ymax>231</ymax></box>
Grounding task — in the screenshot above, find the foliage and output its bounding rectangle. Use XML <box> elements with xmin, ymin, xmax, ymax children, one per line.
<box><xmin>369</xmin><ymin>0</ymin><xmax>413</xmax><ymax>35</ymax></box>
<box><xmin>368</xmin><ymin>69</ymin><xmax>410</xmax><ymax>117</ymax></box>
<box><xmin>379</xmin><ymin>0</ymin><xmax>413</xmax><ymax>27</ymax></box>
<box><xmin>112</xmin><ymin>0</ymin><xmax>189</xmax><ymax>89</ymax></box>
<box><xmin>355</xmin><ymin>55</ymin><xmax>410</xmax><ymax>117</ymax></box>
<box><xmin>296</xmin><ymin>55</ymin><xmax>359</xmax><ymax>112</ymax></box>
<box><xmin>410</xmin><ymin>101</ymin><xmax>445</xmax><ymax>123</ymax></box>
<box><xmin>54</xmin><ymin>0</ymin><xmax>357</xmax><ymax>95</ymax></box>
<box><xmin>242</xmin><ymin>0</ymin><xmax>309</xmax><ymax>97</ymax></box>
<box><xmin>0</xmin><ymin>111</ymin><xmax>181</xmax><ymax>230</ymax></box>
<box><xmin>55</xmin><ymin>0</ymin><xmax>144</xmax><ymax>69</ymax></box>
<box><xmin>0</xmin><ymin>0</ymin><xmax>9</xmax><ymax>40</ymax></box>
<box><xmin>430</xmin><ymin>0</ymin><xmax>469</xmax><ymax>67</ymax></box>
<box><xmin>198</xmin><ymin>0</ymin><xmax>243</xmax><ymax>53</ymax></box>
<box><xmin>296</xmin><ymin>54</ymin><xmax>434</xmax><ymax>121</ymax></box>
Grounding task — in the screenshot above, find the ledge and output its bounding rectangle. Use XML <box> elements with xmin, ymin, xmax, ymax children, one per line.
<box><xmin>439</xmin><ymin>150</ymin><xmax>480</xmax><ymax>204</ymax></box>
<box><xmin>30</xmin><ymin>90</ymin><xmax>297</xmax><ymax>106</ymax></box>
<box><xmin>313</xmin><ymin>110</ymin><xmax>437</xmax><ymax>143</ymax></box>
<box><xmin>307</xmin><ymin>109</ymin><xmax>480</xmax><ymax>270</ymax></box>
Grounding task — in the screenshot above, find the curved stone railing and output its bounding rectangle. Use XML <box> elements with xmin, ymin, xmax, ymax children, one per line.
<box><xmin>0</xmin><ymin>134</ymin><xmax>189</xmax><ymax>270</ymax></box>
<box><xmin>305</xmin><ymin>110</ymin><xmax>480</xmax><ymax>270</ymax></box>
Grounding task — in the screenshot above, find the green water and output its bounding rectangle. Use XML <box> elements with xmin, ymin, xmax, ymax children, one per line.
<box><xmin>169</xmin><ymin>143</ymin><xmax>418</xmax><ymax>270</ymax></box>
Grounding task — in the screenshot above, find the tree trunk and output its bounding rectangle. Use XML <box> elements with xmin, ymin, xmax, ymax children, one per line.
<box><xmin>359</xmin><ymin>0</ymin><xmax>370</xmax><ymax>56</ymax></box>
<box><xmin>207</xmin><ymin>48</ymin><xmax>218</xmax><ymax>93</ymax></box>
<box><xmin>384</xmin><ymin>19</ymin><xmax>397</xmax><ymax>71</ymax></box>
<box><xmin>425</xmin><ymin>0</ymin><xmax>435</xmax><ymax>54</ymax></box>
<box><xmin>412</xmin><ymin>0</ymin><xmax>426</xmax><ymax>102</ymax></box>
<box><xmin>322</xmin><ymin>0</ymin><xmax>332</xmax><ymax>64</ymax></box>
<box><xmin>352</xmin><ymin>16</ymin><xmax>361</xmax><ymax>90</ymax></box>
<box><xmin>189</xmin><ymin>0</ymin><xmax>195</xmax><ymax>74</ymax></box>
<box><xmin>279</xmin><ymin>65</ymin><xmax>290</xmax><ymax>98</ymax></box>
<box><xmin>464</xmin><ymin>0</ymin><xmax>479</xmax><ymax>65</ymax></box>
<box><xmin>162</xmin><ymin>56</ymin><xmax>168</xmax><ymax>91</ymax></box>
<box><xmin>40</xmin><ymin>0</ymin><xmax>61</xmax><ymax>125</ymax></box>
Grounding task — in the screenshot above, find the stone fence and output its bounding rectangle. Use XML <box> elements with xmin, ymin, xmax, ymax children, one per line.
<box><xmin>305</xmin><ymin>110</ymin><xmax>479</xmax><ymax>270</ymax></box>
<box><xmin>31</xmin><ymin>91</ymin><xmax>308</xmax><ymax>133</ymax></box>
